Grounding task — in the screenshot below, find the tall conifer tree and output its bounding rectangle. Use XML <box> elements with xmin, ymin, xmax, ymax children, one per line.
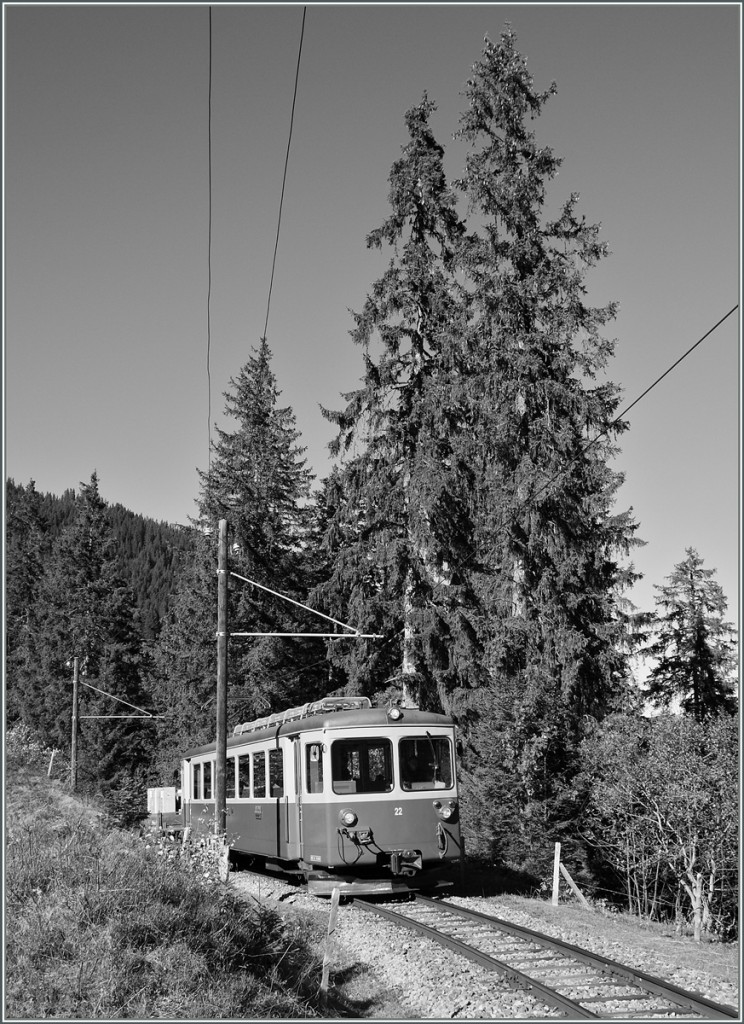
<box><xmin>149</xmin><ymin>341</ymin><xmax>325</xmax><ymax>778</ymax></box>
<box><xmin>317</xmin><ymin>97</ymin><xmax>483</xmax><ymax>709</ymax></box>
<box><xmin>644</xmin><ymin>549</ymin><xmax>737</xmax><ymax>719</ymax></box>
<box><xmin>453</xmin><ymin>30</ymin><xmax>641</xmax><ymax>864</ymax></box>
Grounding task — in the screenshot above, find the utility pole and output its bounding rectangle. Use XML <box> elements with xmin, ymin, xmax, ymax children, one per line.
<box><xmin>70</xmin><ymin>656</ymin><xmax>79</xmax><ymax>791</ymax></box>
<box><xmin>215</xmin><ymin>519</ymin><xmax>228</xmax><ymax>837</ymax></box>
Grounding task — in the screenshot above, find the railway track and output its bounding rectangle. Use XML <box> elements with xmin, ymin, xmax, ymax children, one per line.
<box><xmin>354</xmin><ymin>895</ymin><xmax>738</xmax><ymax>1020</ymax></box>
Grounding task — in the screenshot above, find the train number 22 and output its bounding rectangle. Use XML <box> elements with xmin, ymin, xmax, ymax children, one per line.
<box><xmin>394</xmin><ymin>806</ymin><xmax>403</xmax><ymax>816</ymax></box>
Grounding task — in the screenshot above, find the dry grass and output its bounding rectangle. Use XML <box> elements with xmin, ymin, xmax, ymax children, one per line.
<box><xmin>5</xmin><ymin>762</ymin><xmax>329</xmax><ymax>1020</ymax></box>
<box><xmin>495</xmin><ymin>894</ymin><xmax>740</xmax><ymax>987</ymax></box>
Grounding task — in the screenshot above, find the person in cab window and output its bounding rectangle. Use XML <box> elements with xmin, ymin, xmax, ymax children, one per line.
<box><xmin>402</xmin><ymin>750</ymin><xmax>430</xmax><ymax>789</ymax></box>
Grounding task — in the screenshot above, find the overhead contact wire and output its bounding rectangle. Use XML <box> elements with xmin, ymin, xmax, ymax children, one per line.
<box><xmin>493</xmin><ymin>304</ymin><xmax>740</xmax><ymax>545</ymax></box>
<box><xmin>262</xmin><ymin>6</ymin><xmax>307</xmax><ymax>342</ymax></box>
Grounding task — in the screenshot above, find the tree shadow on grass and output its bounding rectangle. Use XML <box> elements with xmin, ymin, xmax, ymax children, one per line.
<box><xmin>322</xmin><ymin>961</ymin><xmax>411</xmax><ymax>1019</ymax></box>
<box><xmin>452</xmin><ymin>860</ymin><xmax>540</xmax><ymax>898</ymax></box>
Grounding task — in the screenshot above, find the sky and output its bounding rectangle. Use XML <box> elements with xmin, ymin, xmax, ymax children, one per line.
<box><xmin>4</xmin><ymin>3</ymin><xmax>741</xmax><ymax>630</ymax></box>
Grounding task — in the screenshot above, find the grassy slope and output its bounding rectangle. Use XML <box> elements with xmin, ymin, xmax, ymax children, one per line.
<box><xmin>5</xmin><ymin>767</ymin><xmax>327</xmax><ymax>1020</ymax></box>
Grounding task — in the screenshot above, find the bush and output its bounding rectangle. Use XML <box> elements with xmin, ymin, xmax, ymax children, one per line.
<box><xmin>5</xmin><ymin>723</ymin><xmax>55</xmax><ymax>770</ymax></box>
<box><xmin>580</xmin><ymin>712</ymin><xmax>738</xmax><ymax>941</ymax></box>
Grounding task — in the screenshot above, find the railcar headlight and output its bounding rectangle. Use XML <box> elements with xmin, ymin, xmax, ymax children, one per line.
<box><xmin>388</xmin><ymin>707</ymin><xmax>403</xmax><ymax>721</ymax></box>
<box><xmin>434</xmin><ymin>800</ymin><xmax>457</xmax><ymax>821</ymax></box>
<box><xmin>339</xmin><ymin>809</ymin><xmax>358</xmax><ymax>827</ymax></box>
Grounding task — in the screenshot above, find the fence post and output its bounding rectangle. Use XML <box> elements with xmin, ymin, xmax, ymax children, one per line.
<box><xmin>47</xmin><ymin>748</ymin><xmax>58</xmax><ymax>777</ymax></box>
<box><xmin>560</xmin><ymin>863</ymin><xmax>592</xmax><ymax>910</ymax></box>
<box><xmin>320</xmin><ymin>887</ymin><xmax>341</xmax><ymax>1001</ymax></box>
<box><xmin>552</xmin><ymin>842</ymin><xmax>561</xmax><ymax>906</ymax></box>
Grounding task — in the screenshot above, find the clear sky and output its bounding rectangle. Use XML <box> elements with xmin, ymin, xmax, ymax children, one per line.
<box><xmin>4</xmin><ymin>3</ymin><xmax>741</xmax><ymax>629</ymax></box>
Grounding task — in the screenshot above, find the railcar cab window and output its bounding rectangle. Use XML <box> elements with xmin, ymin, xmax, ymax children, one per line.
<box><xmin>331</xmin><ymin>739</ymin><xmax>393</xmax><ymax>794</ymax></box>
<box><xmin>400</xmin><ymin>736</ymin><xmax>453</xmax><ymax>791</ymax></box>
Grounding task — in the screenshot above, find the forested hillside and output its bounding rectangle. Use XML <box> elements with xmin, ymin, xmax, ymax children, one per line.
<box><xmin>6</xmin><ymin>480</ymin><xmax>195</xmax><ymax>639</ymax></box>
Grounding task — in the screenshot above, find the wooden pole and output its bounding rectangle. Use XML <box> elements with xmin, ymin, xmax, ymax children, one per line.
<box><xmin>215</xmin><ymin>519</ymin><xmax>228</xmax><ymax>838</ymax></box>
<box><xmin>559</xmin><ymin>863</ymin><xmax>592</xmax><ymax>910</ymax></box>
<box><xmin>320</xmin><ymin>887</ymin><xmax>341</xmax><ymax>1000</ymax></box>
<box><xmin>552</xmin><ymin>841</ymin><xmax>561</xmax><ymax>906</ymax></box>
<box><xmin>70</xmin><ymin>657</ymin><xmax>79</xmax><ymax>792</ymax></box>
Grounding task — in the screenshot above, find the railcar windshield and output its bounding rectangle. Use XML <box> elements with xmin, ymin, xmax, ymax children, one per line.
<box><xmin>400</xmin><ymin>735</ymin><xmax>453</xmax><ymax>790</ymax></box>
<box><xmin>331</xmin><ymin>738</ymin><xmax>393</xmax><ymax>794</ymax></box>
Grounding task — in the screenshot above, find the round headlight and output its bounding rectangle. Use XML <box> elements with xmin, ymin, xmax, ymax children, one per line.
<box><xmin>440</xmin><ymin>806</ymin><xmax>453</xmax><ymax>820</ymax></box>
<box><xmin>340</xmin><ymin>809</ymin><xmax>358</xmax><ymax>827</ymax></box>
<box><xmin>388</xmin><ymin>707</ymin><xmax>403</xmax><ymax>721</ymax></box>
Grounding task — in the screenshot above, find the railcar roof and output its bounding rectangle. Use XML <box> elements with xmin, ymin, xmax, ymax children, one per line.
<box><xmin>183</xmin><ymin>707</ymin><xmax>455</xmax><ymax>758</ymax></box>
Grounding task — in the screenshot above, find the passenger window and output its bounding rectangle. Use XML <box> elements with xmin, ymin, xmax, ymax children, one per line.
<box><xmin>226</xmin><ymin>756</ymin><xmax>236</xmax><ymax>799</ymax></box>
<box><xmin>331</xmin><ymin>739</ymin><xmax>393</xmax><ymax>794</ymax></box>
<box><xmin>306</xmin><ymin>743</ymin><xmax>324</xmax><ymax>794</ymax></box>
<box><xmin>252</xmin><ymin>751</ymin><xmax>266</xmax><ymax>798</ymax></box>
<box><xmin>193</xmin><ymin>762</ymin><xmax>201</xmax><ymax>800</ymax></box>
<box><xmin>400</xmin><ymin>736</ymin><xmax>453</xmax><ymax>791</ymax></box>
<box><xmin>203</xmin><ymin>761</ymin><xmax>213</xmax><ymax>800</ymax></box>
<box><xmin>269</xmin><ymin>749</ymin><xmax>284</xmax><ymax>797</ymax></box>
<box><xmin>238</xmin><ymin>754</ymin><xmax>251</xmax><ymax>798</ymax></box>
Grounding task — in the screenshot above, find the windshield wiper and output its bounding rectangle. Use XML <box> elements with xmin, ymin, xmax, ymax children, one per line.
<box><xmin>426</xmin><ymin>731</ymin><xmax>441</xmax><ymax>782</ymax></box>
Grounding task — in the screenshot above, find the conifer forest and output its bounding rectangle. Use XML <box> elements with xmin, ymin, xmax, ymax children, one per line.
<box><xmin>5</xmin><ymin>31</ymin><xmax>738</xmax><ymax>939</ymax></box>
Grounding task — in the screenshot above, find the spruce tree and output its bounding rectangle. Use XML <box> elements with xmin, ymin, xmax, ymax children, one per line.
<box><xmin>149</xmin><ymin>341</ymin><xmax>325</xmax><ymax>779</ymax></box>
<box><xmin>450</xmin><ymin>29</ymin><xmax>641</xmax><ymax>865</ymax></box>
<box><xmin>644</xmin><ymin>548</ymin><xmax>738</xmax><ymax>719</ymax></box>
<box><xmin>318</xmin><ymin>96</ymin><xmax>483</xmax><ymax>710</ymax></box>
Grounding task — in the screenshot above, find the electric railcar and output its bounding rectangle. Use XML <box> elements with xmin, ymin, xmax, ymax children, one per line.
<box><xmin>179</xmin><ymin>696</ymin><xmax>463</xmax><ymax>895</ymax></box>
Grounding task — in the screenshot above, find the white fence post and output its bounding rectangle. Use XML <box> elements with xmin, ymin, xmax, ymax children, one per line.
<box><xmin>552</xmin><ymin>842</ymin><xmax>561</xmax><ymax>906</ymax></box>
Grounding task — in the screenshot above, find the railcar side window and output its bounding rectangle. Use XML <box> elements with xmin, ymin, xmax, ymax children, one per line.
<box><xmin>305</xmin><ymin>743</ymin><xmax>324</xmax><ymax>793</ymax></box>
<box><xmin>238</xmin><ymin>754</ymin><xmax>251</xmax><ymax>798</ymax></box>
<box><xmin>252</xmin><ymin>751</ymin><xmax>266</xmax><ymax>798</ymax></box>
<box><xmin>400</xmin><ymin>736</ymin><xmax>453</xmax><ymax>791</ymax></box>
<box><xmin>203</xmin><ymin>761</ymin><xmax>213</xmax><ymax>800</ymax></box>
<box><xmin>193</xmin><ymin>762</ymin><xmax>201</xmax><ymax>800</ymax></box>
<box><xmin>226</xmin><ymin>756</ymin><xmax>237</xmax><ymax>799</ymax></box>
<box><xmin>269</xmin><ymin>749</ymin><xmax>284</xmax><ymax>797</ymax></box>
<box><xmin>331</xmin><ymin>739</ymin><xmax>393</xmax><ymax>794</ymax></box>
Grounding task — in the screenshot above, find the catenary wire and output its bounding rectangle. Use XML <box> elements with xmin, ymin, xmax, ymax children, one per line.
<box><xmin>261</xmin><ymin>6</ymin><xmax>307</xmax><ymax>342</ymax></box>
<box><xmin>480</xmin><ymin>304</ymin><xmax>739</xmax><ymax>572</ymax></box>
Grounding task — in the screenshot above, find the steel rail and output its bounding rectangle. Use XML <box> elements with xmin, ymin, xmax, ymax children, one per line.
<box><xmin>414</xmin><ymin>896</ymin><xmax>737</xmax><ymax>1020</ymax></box>
<box><xmin>355</xmin><ymin>895</ymin><xmax>738</xmax><ymax>1020</ymax></box>
<box><xmin>354</xmin><ymin>897</ymin><xmax>599</xmax><ymax>1018</ymax></box>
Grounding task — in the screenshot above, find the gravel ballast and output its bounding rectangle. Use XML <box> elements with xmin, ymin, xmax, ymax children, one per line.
<box><xmin>230</xmin><ymin>872</ymin><xmax>739</xmax><ymax>1019</ymax></box>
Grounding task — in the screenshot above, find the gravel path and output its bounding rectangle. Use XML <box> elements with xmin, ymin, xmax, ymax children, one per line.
<box><xmin>230</xmin><ymin>872</ymin><xmax>739</xmax><ymax>1019</ymax></box>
